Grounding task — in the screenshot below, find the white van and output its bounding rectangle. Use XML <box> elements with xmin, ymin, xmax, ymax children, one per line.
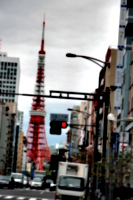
<box><xmin>11</xmin><ymin>173</ymin><xmax>23</xmax><ymax>188</ymax></box>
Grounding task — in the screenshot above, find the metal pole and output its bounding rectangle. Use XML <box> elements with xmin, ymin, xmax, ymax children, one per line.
<box><xmin>101</xmin><ymin>87</ymin><xmax>110</xmax><ymax>198</ymax></box>
<box><xmin>93</xmin><ymin>92</ymin><xmax>100</xmax><ymax>191</ymax></box>
<box><xmin>130</xmin><ymin>130</ymin><xmax>133</xmax><ymax>187</ymax></box>
<box><xmin>106</xmin><ymin>119</ymin><xmax>112</xmax><ymax>200</ymax></box>
<box><xmin>120</xmin><ymin>131</ymin><xmax>125</xmax><ymax>186</ymax></box>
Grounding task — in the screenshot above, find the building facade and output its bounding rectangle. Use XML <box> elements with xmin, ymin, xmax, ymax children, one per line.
<box><xmin>21</xmin><ymin>145</ymin><xmax>27</xmax><ymax>173</ymax></box>
<box><xmin>70</xmin><ymin>105</ymin><xmax>80</xmax><ymax>149</ymax></box>
<box><xmin>0</xmin><ymin>102</ymin><xmax>17</xmax><ymax>174</ymax></box>
<box><xmin>0</xmin><ymin>52</ymin><xmax>20</xmax><ymax>104</ymax></box>
<box><xmin>17</xmin><ymin>111</ymin><xmax>24</xmax><ymax>132</ymax></box>
<box><xmin>16</xmin><ymin>131</ymin><xmax>23</xmax><ymax>172</ymax></box>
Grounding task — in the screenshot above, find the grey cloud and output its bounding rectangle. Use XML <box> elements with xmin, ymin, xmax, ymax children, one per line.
<box><xmin>0</xmin><ymin>0</ymin><xmax>120</xmax><ymax>146</ymax></box>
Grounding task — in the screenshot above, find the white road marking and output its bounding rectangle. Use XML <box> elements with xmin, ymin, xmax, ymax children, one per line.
<box><xmin>0</xmin><ymin>194</ymin><xmax>54</xmax><ymax>200</ymax></box>
<box><xmin>42</xmin><ymin>199</ymin><xmax>49</xmax><ymax>200</ymax></box>
<box><xmin>29</xmin><ymin>198</ymin><xmax>36</xmax><ymax>200</ymax></box>
<box><xmin>45</xmin><ymin>189</ymin><xmax>49</xmax><ymax>192</ymax></box>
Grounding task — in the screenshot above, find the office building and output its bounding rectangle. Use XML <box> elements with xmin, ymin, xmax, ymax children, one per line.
<box><xmin>69</xmin><ymin>105</ymin><xmax>80</xmax><ymax>149</ymax></box>
<box><xmin>0</xmin><ymin>52</ymin><xmax>20</xmax><ymax>104</ymax></box>
<box><xmin>0</xmin><ymin>102</ymin><xmax>17</xmax><ymax>174</ymax></box>
<box><xmin>16</xmin><ymin>131</ymin><xmax>23</xmax><ymax>172</ymax></box>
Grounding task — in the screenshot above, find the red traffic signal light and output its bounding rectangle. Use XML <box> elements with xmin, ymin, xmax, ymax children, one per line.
<box><xmin>61</xmin><ymin>121</ymin><xmax>67</xmax><ymax>128</ymax></box>
<box><xmin>50</xmin><ymin>120</ymin><xmax>68</xmax><ymax>135</ymax></box>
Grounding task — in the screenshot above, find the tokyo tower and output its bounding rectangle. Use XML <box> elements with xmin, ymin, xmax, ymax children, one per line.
<box><xmin>26</xmin><ymin>18</ymin><xmax>51</xmax><ymax>170</ymax></box>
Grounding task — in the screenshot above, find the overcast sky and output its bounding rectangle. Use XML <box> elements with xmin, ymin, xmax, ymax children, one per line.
<box><xmin>0</xmin><ymin>0</ymin><xmax>120</xmax><ymax>146</ymax></box>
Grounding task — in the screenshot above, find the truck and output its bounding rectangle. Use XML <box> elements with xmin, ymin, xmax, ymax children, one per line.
<box><xmin>34</xmin><ymin>170</ymin><xmax>46</xmax><ymax>181</ymax></box>
<box><xmin>55</xmin><ymin>162</ymin><xmax>88</xmax><ymax>200</ymax></box>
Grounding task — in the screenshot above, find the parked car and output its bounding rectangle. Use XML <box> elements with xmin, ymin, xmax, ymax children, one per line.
<box><xmin>30</xmin><ymin>177</ymin><xmax>43</xmax><ymax>189</ymax></box>
<box><xmin>49</xmin><ymin>180</ymin><xmax>56</xmax><ymax>191</ymax></box>
<box><xmin>11</xmin><ymin>173</ymin><xmax>23</xmax><ymax>188</ymax></box>
<box><xmin>0</xmin><ymin>175</ymin><xmax>14</xmax><ymax>189</ymax></box>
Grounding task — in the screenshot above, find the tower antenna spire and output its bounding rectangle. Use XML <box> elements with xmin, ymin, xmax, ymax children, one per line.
<box><xmin>26</xmin><ymin>16</ymin><xmax>51</xmax><ymax>170</ymax></box>
<box><xmin>39</xmin><ymin>14</ymin><xmax>45</xmax><ymax>54</ymax></box>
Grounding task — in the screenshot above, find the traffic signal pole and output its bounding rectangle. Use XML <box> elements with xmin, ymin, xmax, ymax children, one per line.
<box><xmin>101</xmin><ymin>87</ymin><xmax>110</xmax><ymax>197</ymax></box>
<box><xmin>93</xmin><ymin>90</ymin><xmax>100</xmax><ymax>192</ymax></box>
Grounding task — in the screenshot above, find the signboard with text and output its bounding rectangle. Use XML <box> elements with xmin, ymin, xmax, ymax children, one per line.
<box><xmin>50</xmin><ymin>113</ymin><xmax>68</xmax><ymax>122</ymax></box>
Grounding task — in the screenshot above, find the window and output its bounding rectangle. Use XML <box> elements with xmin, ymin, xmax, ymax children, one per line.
<box><xmin>4</xmin><ymin>64</ymin><xmax>7</xmax><ymax>70</ymax></box>
<box><xmin>129</xmin><ymin>8</ymin><xmax>133</xmax><ymax>16</ymax></box>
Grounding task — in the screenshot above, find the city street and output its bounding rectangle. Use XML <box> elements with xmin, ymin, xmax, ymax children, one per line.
<box><xmin>0</xmin><ymin>188</ymin><xmax>55</xmax><ymax>200</ymax></box>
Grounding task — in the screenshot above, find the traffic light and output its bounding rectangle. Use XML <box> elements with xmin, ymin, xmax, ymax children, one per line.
<box><xmin>50</xmin><ymin>120</ymin><xmax>68</xmax><ymax>135</ymax></box>
<box><xmin>50</xmin><ymin>154</ymin><xmax>59</xmax><ymax>170</ymax></box>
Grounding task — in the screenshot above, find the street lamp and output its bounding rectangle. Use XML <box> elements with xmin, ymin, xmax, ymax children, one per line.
<box><xmin>66</xmin><ymin>52</ymin><xmax>110</xmax><ymax>193</ymax></box>
<box><xmin>66</xmin><ymin>53</ymin><xmax>109</xmax><ymax>68</ymax></box>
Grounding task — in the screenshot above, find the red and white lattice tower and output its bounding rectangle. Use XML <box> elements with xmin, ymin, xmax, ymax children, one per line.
<box><xmin>26</xmin><ymin>18</ymin><xmax>51</xmax><ymax>170</ymax></box>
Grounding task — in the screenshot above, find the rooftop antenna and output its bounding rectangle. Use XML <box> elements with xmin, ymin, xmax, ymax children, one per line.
<box><xmin>39</xmin><ymin>14</ymin><xmax>45</xmax><ymax>55</ymax></box>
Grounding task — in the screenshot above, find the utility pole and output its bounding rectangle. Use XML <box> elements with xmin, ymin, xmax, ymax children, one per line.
<box><xmin>101</xmin><ymin>87</ymin><xmax>110</xmax><ymax>198</ymax></box>
<box><xmin>93</xmin><ymin>90</ymin><xmax>100</xmax><ymax>191</ymax></box>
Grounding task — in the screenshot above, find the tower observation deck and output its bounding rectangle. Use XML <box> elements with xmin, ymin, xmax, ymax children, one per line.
<box><xmin>26</xmin><ymin>18</ymin><xmax>51</xmax><ymax>170</ymax></box>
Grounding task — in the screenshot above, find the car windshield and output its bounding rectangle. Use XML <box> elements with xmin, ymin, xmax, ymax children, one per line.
<box><xmin>59</xmin><ymin>176</ymin><xmax>84</xmax><ymax>191</ymax></box>
<box><xmin>0</xmin><ymin>175</ymin><xmax>11</xmax><ymax>181</ymax></box>
<box><xmin>34</xmin><ymin>176</ymin><xmax>43</xmax><ymax>180</ymax></box>
<box><xmin>33</xmin><ymin>177</ymin><xmax>41</xmax><ymax>182</ymax></box>
<box><xmin>11</xmin><ymin>174</ymin><xmax>22</xmax><ymax>179</ymax></box>
<box><xmin>46</xmin><ymin>179</ymin><xmax>53</xmax><ymax>183</ymax></box>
